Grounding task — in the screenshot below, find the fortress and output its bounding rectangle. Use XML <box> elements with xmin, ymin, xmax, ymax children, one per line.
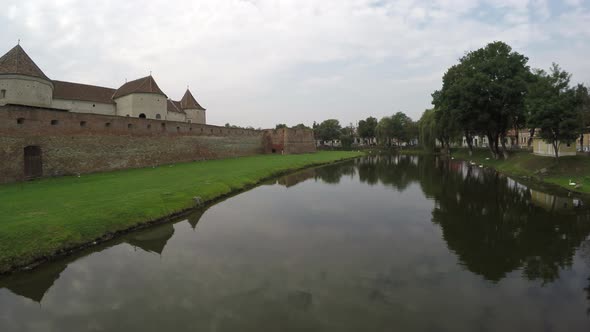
<box><xmin>0</xmin><ymin>44</ymin><xmax>205</xmax><ymax>123</ymax></box>
<box><xmin>0</xmin><ymin>44</ymin><xmax>316</xmax><ymax>183</ymax></box>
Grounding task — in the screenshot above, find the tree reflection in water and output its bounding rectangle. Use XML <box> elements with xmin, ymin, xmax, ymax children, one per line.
<box><xmin>2</xmin><ymin>155</ymin><xmax>590</xmax><ymax>314</ymax></box>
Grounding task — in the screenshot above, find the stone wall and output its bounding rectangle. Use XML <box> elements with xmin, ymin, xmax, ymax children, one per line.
<box><xmin>0</xmin><ymin>105</ymin><xmax>316</xmax><ymax>183</ymax></box>
<box><xmin>263</xmin><ymin>128</ymin><xmax>317</xmax><ymax>154</ymax></box>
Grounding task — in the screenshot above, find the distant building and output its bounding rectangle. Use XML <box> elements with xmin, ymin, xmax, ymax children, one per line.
<box><xmin>0</xmin><ymin>44</ymin><xmax>206</xmax><ymax>123</ymax></box>
<box><xmin>532</xmin><ymin>137</ymin><xmax>576</xmax><ymax>157</ymax></box>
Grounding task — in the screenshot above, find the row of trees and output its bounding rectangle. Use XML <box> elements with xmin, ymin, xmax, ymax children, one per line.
<box><xmin>310</xmin><ymin>112</ymin><xmax>419</xmax><ymax>149</ymax></box>
<box><xmin>422</xmin><ymin>41</ymin><xmax>590</xmax><ymax>159</ymax></box>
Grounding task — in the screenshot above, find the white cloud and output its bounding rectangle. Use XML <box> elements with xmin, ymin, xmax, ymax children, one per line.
<box><xmin>0</xmin><ymin>0</ymin><xmax>589</xmax><ymax>127</ymax></box>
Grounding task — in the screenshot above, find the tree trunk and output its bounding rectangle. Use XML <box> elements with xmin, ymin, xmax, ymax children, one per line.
<box><xmin>528</xmin><ymin>128</ymin><xmax>535</xmax><ymax>147</ymax></box>
<box><xmin>486</xmin><ymin>133</ymin><xmax>497</xmax><ymax>159</ymax></box>
<box><xmin>500</xmin><ymin>134</ymin><xmax>509</xmax><ymax>159</ymax></box>
<box><xmin>552</xmin><ymin>140</ymin><xmax>560</xmax><ymax>161</ymax></box>
<box><xmin>465</xmin><ymin>131</ymin><xmax>474</xmax><ymax>156</ymax></box>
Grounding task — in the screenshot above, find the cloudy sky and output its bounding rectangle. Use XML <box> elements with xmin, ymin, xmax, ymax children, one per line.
<box><xmin>1</xmin><ymin>0</ymin><xmax>589</xmax><ymax>128</ymax></box>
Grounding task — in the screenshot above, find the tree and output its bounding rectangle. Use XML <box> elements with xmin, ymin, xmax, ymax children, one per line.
<box><xmin>340</xmin><ymin>123</ymin><xmax>356</xmax><ymax>149</ymax></box>
<box><xmin>434</xmin><ymin>41</ymin><xmax>531</xmax><ymax>159</ymax></box>
<box><xmin>357</xmin><ymin>117</ymin><xmax>378</xmax><ymax>144</ymax></box>
<box><xmin>575</xmin><ymin>84</ymin><xmax>590</xmax><ymax>150</ymax></box>
<box><xmin>376</xmin><ymin>116</ymin><xmax>394</xmax><ymax>147</ymax></box>
<box><xmin>275</xmin><ymin>123</ymin><xmax>287</xmax><ymax>129</ymax></box>
<box><xmin>419</xmin><ymin>109</ymin><xmax>437</xmax><ymax>151</ymax></box>
<box><xmin>292</xmin><ymin>123</ymin><xmax>309</xmax><ymax>130</ymax></box>
<box><xmin>390</xmin><ymin>112</ymin><xmax>414</xmax><ymax>145</ymax></box>
<box><xmin>315</xmin><ymin>119</ymin><xmax>342</xmax><ymax>145</ymax></box>
<box><xmin>526</xmin><ymin>64</ymin><xmax>581</xmax><ymax>159</ymax></box>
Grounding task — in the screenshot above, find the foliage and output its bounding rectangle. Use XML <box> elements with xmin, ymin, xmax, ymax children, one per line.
<box><xmin>315</xmin><ymin>119</ymin><xmax>342</xmax><ymax>142</ymax></box>
<box><xmin>434</xmin><ymin>41</ymin><xmax>531</xmax><ymax>159</ymax></box>
<box><xmin>525</xmin><ymin>64</ymin><xmax>581</xmax><ymax>159</ymax></box>
<box><xmin>418</xmin><ymin>109</ymin><xmax>437</xmax><ymax>151</ymax></box>
<box><xmin>357</xmin><ymin>117</ymin><xmax>378</xmax><ymax>141</ymax></box>
<box><xmin>275</xmin><ymin>123</ymin><xmax>288</xmax><ymax>129</ymax></box>
<box><xmin>0</xmin><ymin>151</ymin><xmax>364</xmax><ymax>273</ymax></box>
<box><xmin>292</xmin><ymin>123</ymin><xmax>309</xmax><ymax>130</ymax></box>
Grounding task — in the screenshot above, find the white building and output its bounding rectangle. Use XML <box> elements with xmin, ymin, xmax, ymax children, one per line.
<box><xmin>0</xmin><ymin>44</ymin><xmax>206</xmax><ymax>123</ymax></box>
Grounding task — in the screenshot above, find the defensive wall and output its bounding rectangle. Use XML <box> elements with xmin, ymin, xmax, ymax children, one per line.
<box><xmin>0</xmin><ymin>105</ymin><xmax>316</xmax><ymax>183</ymax></box>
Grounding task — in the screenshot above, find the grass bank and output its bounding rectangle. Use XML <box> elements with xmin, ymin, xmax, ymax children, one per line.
<box><xmin>451</xmin><ymin>149</ymin><xmax>590</xmax><ymax>194</ymax></box>
<box><xmin>0</xmin><ymin>151</ymin><xmax>363</xmax><ymax>274</ymax></box>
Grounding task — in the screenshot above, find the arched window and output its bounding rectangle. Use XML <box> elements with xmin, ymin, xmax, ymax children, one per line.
<box><xmin>139</xmin><ymin>113</ymin><xmax>146</xmax><ymax>119</ymax></box>
<box><xmin>156</xmin><ymin>114</ymin><xmax>161</xmax><ymax>119</ymax></box>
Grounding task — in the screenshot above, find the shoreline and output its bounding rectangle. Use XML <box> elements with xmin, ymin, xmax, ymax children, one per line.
<box><xmin>399</xmin><ymin>148</ymin><xmax>590</xmax><ymax>197</ymax></box>
<box><xmin>0</xmin><ymin>152</ymin><xmax>363</xmax><ymax>275</ymax></box>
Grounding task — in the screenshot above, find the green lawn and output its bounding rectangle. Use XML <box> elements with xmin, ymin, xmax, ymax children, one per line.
<box><xmin>452</xmin><ymin>149</ymin><xmax>590</xmax><ymax>194</ymax></box>
<box><xmin>0</xmin><ymin>151</ymin><xmax>362</xmax><ymax>273</ymax></box>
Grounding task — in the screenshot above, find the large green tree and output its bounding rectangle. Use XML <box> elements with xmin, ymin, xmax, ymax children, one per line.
<box><xmin>526</xmin><ymin>64</ymin><xmax>581</xmax><ymax>159</ymax></box>
<box><xmin>435</xmin><ymin>41</ymin><xmax>531</xmax><ymax>159</ymax></box>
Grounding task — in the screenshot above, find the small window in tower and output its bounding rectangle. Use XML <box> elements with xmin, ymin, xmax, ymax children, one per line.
<box><xmin>51</xmin><ymin>120</ymin><xmax>59</xmax><ymax>125</ymax></box>
<box><xmin>80</xmin><ymin>121</ymin><xmax>87</xmax><ymax>127</ymax></box>
<box><xmin>17</xmin><ymin>118</ymin><xmax>25</xmax><ymax>125</ymax></box>
<box><xmin>156</xmin><ymin>114</ymin><xmax>161</xmax><ymax>119</ymax></box>
<box><xmin>105</xmin><ymin>122</ymin><xmax>111</xmax><ymax>128</ymax></box>
<box><xmin>177</xmin><ymin>126</ymin><xmax>181</xmax><ymax>132</ymax></box>
<box><xmin>128</xmin><ymin>123</ymin><xmax>133</xmax><ymax>129</ymax></box>
<box><xmin>0</xmin><ymin>89</ymin><xmax>6</xmax><ymax>99</ymax></box>
<box><xmin>92</xmin><ymin>104</ymin><xmax>96</xmax><ymax>107</ymax></box>
<box><xmin>161</xmin><ymin>123</ymin><xmax>166</xmax><ymax>129</ymax></box>
<box><xmin>147</xmin><ymin>124</ymin><xmax>152</xmax><ymax>129</ymax></box>
<box><xmin>189</xmin><ymin>127</ymin><xmax>193</xmax><ymax>131</ymax></box>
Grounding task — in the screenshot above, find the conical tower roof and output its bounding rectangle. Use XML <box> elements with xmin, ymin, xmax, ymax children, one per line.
<box><xmin>180</xmin><ymin>89</ymin><xmax>206</xmax><ymax>110</ymax></box>
<box><xmin>0</xmin><ymin>44</ymin><xmax>50</xmax><ymax>81</ymax></box>
<box><xmin>112</xmin><ymin>75</ymin><xmax>167</xmax><ymax>99</ymax></box>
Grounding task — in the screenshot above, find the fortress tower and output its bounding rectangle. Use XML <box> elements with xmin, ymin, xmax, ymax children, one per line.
<box><xmin>0</xmin><ymin>45</ymin><xmax>54</xmax><ymax>108</ymax></box>
<box><xmin>180</xmin><ymin>89</ymin><xmax>206</xmax><ymax>124</ymax></box>
<box><xmin>112</xmin><ymin>75</ymin><xmax>167</xmax><ymax>120</ymax></box>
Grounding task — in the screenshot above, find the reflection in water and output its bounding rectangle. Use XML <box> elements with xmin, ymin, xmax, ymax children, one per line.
<box><xmin>0</xmin><ymin>210</ymin><xmax>204</xmax><ymax>303</ymax></box>
<box><xmin>1</xmin><ymin>156</ymin><xmax>590</xmax><ymax>331</ymax></box>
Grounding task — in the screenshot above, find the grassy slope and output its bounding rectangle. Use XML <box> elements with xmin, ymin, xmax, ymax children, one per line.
<box><xmin>0</xmin><ymin>151</ymin><xmax>362</xmax><ymax>273</ymax></box>
<box><xmin>452</xmin><ymin>149</ymin><xmax>590</xmax><ymax>194</ymax></box>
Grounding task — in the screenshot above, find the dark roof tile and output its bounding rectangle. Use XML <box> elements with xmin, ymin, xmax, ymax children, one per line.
<box><xmin>0</xmin><ymin>45</ymin><xmax>50</xmax><ymax>81</ymax></box>
<box><xmin>180</xmin><ymin>89</ymin><xmax>206</xmax><ymax>110</ymax></box>
<box><xmin>53</xmin><ymin>80</ymin><xmax>116</xmax><ymax>104</ymax></box>
<box><xmin>112</xmin><ymin>75</ymin><xmax>166</xmax><ymax>99</ymax></box>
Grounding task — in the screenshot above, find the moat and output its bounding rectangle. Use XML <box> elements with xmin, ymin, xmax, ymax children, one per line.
<box><xmin>1</xmin><ymin>155</ymin><xmax>590</xmax><ymax>331</ymax></box>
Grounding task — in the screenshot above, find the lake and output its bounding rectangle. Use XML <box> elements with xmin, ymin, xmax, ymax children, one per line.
<box><xmin>1</xmin><ymin>155</ymin><xmax>590</xmax><ymax>331</ymax></box>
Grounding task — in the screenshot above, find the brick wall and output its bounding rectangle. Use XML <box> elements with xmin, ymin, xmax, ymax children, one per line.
<box><xmin>262</xmin><ymin>128</ymin><xmax>316</xmax><ymax>154</ymax></box>
<box><xmin>0</xmin><ymin>105</ymin><xmax>316</xmax><ymax>183</ymax></box>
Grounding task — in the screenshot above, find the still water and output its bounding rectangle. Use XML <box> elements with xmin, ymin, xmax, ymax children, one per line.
<box><xmin>1</xmin><ymin>155</ymin><xmax>590</xmax><ymax>331</ymax></box>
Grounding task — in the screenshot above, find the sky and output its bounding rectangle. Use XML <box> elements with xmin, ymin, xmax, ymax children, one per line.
<box><xmin>1</xmin><ymin>0</ymin><xmax>589</xmax><ymax>128</ymax></box>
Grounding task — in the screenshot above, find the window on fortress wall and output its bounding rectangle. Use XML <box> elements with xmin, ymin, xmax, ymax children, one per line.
<box><xmin>80</xmin><ymin>121</ymin><xmax>87</xmax><ymax>127</ymax></box>
<box><xmin>177</xmin><ymin>126</ymin><xmax>181</xmax><ymax>132</ymax></box>
<box><xmin>128</xmin><ymin>124</ymin><xmax>133</xmax><ymax>129</ymax></box>
<box><xmin>105</xmin><ymin>122</ymin><xmax>111</xmax><ymax>128</ymax></box>
<box><xmin>0</xmin><ymin>89</ymin><xmax>6</xmax><ymax>99</ymax></box>
<box><xmin>51</xmin><ymin>120</ymin><xmax>59</xmax><ymax>125</ymax></box>
<box><xmin>139</xmin><ymin>113</ymin><xmax>146</xmax><ymax>119</ymax></box>
<box><xmin>156</xmin><ymin>114</ymin><xmax>161</xmax><ymax>119</ymax></box>
<box><xmin>17</xmin><ymin>118</ymin><xmax>25</xmax><ymax>125</ymax></box>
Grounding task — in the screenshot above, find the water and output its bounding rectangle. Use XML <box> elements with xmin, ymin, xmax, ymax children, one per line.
<box><xmin>1</xmin><ymin>155</ymin><xmax>590</xmax><ymax>331</ymax></box>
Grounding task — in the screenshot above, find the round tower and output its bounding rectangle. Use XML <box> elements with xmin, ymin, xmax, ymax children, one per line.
<box><xmin>0</xmin><ymin>44</ymin><xmax>53</xmax><ymax>108</ymax></box>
